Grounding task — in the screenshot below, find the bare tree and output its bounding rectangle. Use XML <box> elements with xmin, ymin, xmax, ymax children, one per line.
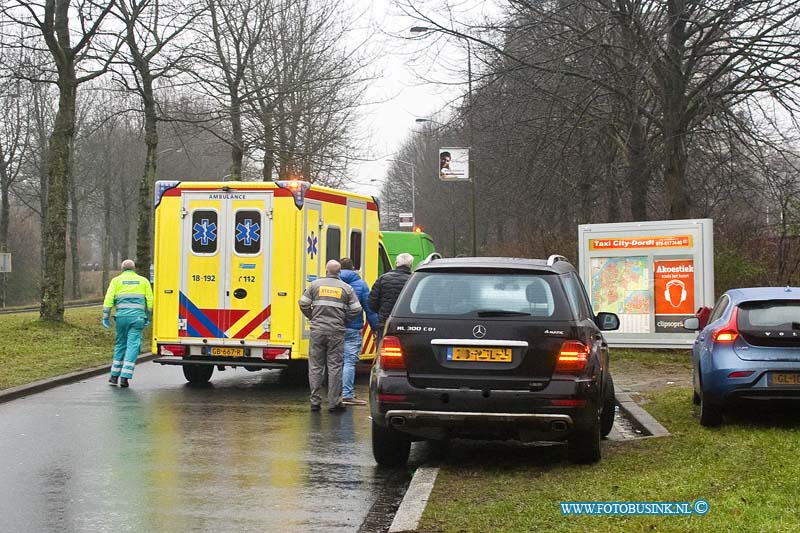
<box><xmin>2</xmin><ymin>0</ymin><xmax>118</xmax><ymax>321</ymax></box>
<box><xmin>402</xmin><ymin>0</ymin><xmax>800</xmax><ymax>220</ymax></box>
<box><xmin>114</xmin><ymin>0</ymin><xmax>203</xmax><ymax>277</ymax></box>
<box><xmin>189</xmin><ymin>0</ymin><xmax>269</xmax><ymax>181</ymax></box>
<box><xmin>0</xmin><ymin>80</ymin><xmax>30</xmax><ymax>306</ymax></box>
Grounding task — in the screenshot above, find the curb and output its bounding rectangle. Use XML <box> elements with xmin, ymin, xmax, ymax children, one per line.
<box><xmin>386</xmin><ymin>395</ymin><xmax>669</xmax><ymax>531</ymax></box>
<box><xmin>0</xmin><ymin>353</ymin><xmax>156</xmax><ymax>404</ymax></box>
<box><xmin>615</xmin><ymin>391</ymin><xmax>671</xmax><ymax>438</ymax></box>
<box><xmin>389</xmin><ymin>466</ymin><xmax>439</xmax><ymax>533</ymax></box>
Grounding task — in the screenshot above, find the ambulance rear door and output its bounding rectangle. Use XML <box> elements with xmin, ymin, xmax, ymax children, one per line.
<box><xmin>301</xmin><ymin>200</ymin><xmax>322</xmax><ymax>338</ymax></box>
<box><xmin>180</xmin><ymin>191</ymin><xmax>273</xmax><ymax>344</ymax></box>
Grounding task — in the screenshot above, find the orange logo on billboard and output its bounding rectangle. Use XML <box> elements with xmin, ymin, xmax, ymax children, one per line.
<box><xmin>589</xmin><ymin>235</ymin><xmax>692</xmax><ymax>251</ymax></box>
<box><xmin>654</xmin><ymin>259</ymin><xmax>695</xmax><ymax>315</ymax></box>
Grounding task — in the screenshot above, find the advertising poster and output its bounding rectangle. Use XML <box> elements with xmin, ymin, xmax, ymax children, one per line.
<box><xmin>654</xmin><ymin>259</ymin><xmax>695</xmax><ymax>333</ymax></box>
<box><xmin>590</xmin><ymin>257</ymin><xmax>651</xmax><ymax>333</ymax></box>
<box><xmin>439</xmin><ymin>147</ymin><xmax>470</xmax><ymax>181</ymax></box>
<box><xmin>578</xmin><ymin>219</ymin><xmax>714</xmax><ymax>348</ymax></box>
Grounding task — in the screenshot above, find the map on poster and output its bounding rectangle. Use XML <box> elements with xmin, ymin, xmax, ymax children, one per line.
<box><xmin>590</xmin><ymin>257</ymin><xmax>651</xmax><ymax>333</ymax></box>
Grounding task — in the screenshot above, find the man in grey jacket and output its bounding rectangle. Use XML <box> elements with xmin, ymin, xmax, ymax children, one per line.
<box><xmin>299</xmin><ymin>260</ymin><xmax>362</xmax><ymax>412</ymax></box>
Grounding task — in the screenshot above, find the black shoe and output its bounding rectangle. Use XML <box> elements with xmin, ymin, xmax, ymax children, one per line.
<box><xmin>119</xmin><ymin>378</ymin><xmax>129</xmax><ymax>388</ymax></box>
<box><xmin>328</xmin><ymin>403</ymin><xmax>346</xmax><ymax>412</ymax></box>
<box><xmin>310</xmin><ymin>404</ymin><xmax>321</xmax><ymax>412</ymax></box>
<box><xmin>108</xmin><ymin>376</ymin><xmax>118</xmax><ymax>385</ymax></box>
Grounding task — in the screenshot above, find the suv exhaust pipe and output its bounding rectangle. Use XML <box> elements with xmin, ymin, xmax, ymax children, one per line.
<box><xmin>389</xmin><ymin>416</ymin><xmax>406</xmax><ymax>427</ymax></box>
<box><xmin>551</xmin><ymin>420</ymin><xmax>568</xmax><ymax>432</ymax></box>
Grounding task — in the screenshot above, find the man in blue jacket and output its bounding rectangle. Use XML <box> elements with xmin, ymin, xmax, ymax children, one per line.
<box><xmin>338</xmin><ymin>257</ymin><xmax>379</xmax><ymax>405</ymax></box>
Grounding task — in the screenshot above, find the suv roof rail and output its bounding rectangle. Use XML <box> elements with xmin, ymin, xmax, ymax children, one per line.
<box><xmin>418</xmin><ymin>252</ymin><xmax>442</xmax><ymax>267</ymax></box>
<box><xmin>547</xmin><ymin>254</ymin><xmax>569</xmax><ymax>266</ymax></box>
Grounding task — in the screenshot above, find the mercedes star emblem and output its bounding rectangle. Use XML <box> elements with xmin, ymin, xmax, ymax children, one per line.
<box><xmin>472</xmin><ymin>325</ymin><xmax>486</xmax><ymax>338</ymax></box>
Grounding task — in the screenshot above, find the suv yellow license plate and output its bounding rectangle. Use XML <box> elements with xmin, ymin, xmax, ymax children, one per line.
<box><xmin>769</xmin><ymin>373</ymin><xmax>800</xmax><ymax>386</ymax></box>
<box><xmin>447</xmin><ymin>347</ymin><xmax>512</xmax><ymax>362</ymax></box>
<box><xmin>211</xmin><ymin>347</ymin><xmax>245</xmax><ymax>357</ymax></box>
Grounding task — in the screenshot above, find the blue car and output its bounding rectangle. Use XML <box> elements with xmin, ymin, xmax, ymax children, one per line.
<box><xmin>685</xmin><ymin>287</ymin><xmax>800</xmax><ymax>427</ymax></box>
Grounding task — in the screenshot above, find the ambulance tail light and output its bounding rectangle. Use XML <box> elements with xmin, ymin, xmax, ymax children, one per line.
<box><xmin>263</xmin><ymin>348</ymin><xmax>291</xmax><ymax>360</ymax></box>
<box><xmin>379</xmin><ymin>336</ymin><xmax>405</xmax><ymax>370</ymax></box>
<box><xmin>160</xmin><ymin>344</ymin><xmax>186</xmax><ymax>357</ymax></box>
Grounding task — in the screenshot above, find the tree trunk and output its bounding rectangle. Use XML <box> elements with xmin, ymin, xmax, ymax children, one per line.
<box><xmin>102</xmin><ymin>176</ymin><xmax>111</xmax><ymax>292</ymax></box>
<box><xmin>37</xmin><ymin>92</ymin><xmax>50</xmax><ymax>298</ymax></box>
<box><xmin>662</xmin><ymin>125</ymin><xmax>690</xmax><ymax>219</ymax></box>
<box><xmin>230</xmin><ymin>94</ymin><xmax>243</xmax><ymax>180</ymax></box>
<box><xmin>0</xmin><ymin>175</ymin><xmax>9</xmax><ymax>307</ymax></box>
<box><xmin>40</xmin><ymin>72</ymin><xmax>77</xmax><ymax>322</ymax></box>
<box><xmin>627</xmin><ymin>117</ymin><xmax>651</xmax><ymax>221</ymax></box>
<box><xmin>69</xmin><ymin>185</ymin><xmax>81</xmax><ymax>299</ymax></box>
<box><xmin>661</xmin><ymin>0</ymin><xmax>691</xmax><ymax>220</ymax></box>
<box><xmin>135</xmin><ymin>90</ymin><xmax>158</xmax><ymax>278</ymax></box>
<box><xmin>262</xmin><ymin>108</ymin><xmax>274</xmax><ymax>181</ymax></box>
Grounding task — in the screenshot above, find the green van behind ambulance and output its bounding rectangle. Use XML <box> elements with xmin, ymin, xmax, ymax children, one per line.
<box><xmin>379</xmin><ymin>230</ymin><xmax>437</xmax><ymax>272</ymax></box>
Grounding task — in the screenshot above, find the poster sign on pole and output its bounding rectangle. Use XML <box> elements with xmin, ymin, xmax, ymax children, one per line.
<box><xmin>0</xmin><ymin>253</ymin><xmax>10</xmax><ymax>273</ymax></box>
<box><xmin>578</xmin><ymin>219</ymin><xmax>714</xmax><ymax>348</ymax></box>
<box><xmin>438</xmin><ymin>147</ymin><xmax>469</xmax><ymax>181</ymax></box>
<box><xmin>398</xmin><ymin>212</ymin><xmax>413</xmax><ymax>228</ymax></box>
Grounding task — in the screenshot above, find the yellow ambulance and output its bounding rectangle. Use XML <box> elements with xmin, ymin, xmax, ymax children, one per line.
<box><xmin>151</xmin><ymin>180</ymin><xmax>389</xmax><ymax>383</ymax></box>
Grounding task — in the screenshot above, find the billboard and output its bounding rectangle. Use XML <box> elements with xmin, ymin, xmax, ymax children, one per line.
<box><xmin>579</xmin><ymin>219</ymin><xmax>714</xmax><ymax>348</ymax></box>
<box><xmin>439</xmin><ymin>147</ymin><xmax>469</xmax><ymax>181</ymax></box>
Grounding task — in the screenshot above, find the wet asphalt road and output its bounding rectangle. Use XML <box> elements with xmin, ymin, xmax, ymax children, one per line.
<box><xmin>0</xmin><ymin>362</ymin><xmax>421</xmax><ymax>532</ymax></box>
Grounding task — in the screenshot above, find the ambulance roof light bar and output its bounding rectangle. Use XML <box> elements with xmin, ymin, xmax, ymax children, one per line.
<box><xmin>276</xmin><ymin>180</ymin><xmax>311</xmax><ymax>209</ymax></box>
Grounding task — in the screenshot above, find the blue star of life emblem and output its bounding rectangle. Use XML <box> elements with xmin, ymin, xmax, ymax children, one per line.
<box><xmin>307</xmin><ymin>231</ymin><xmax>318</xmax><ymax>259</ymax></box>
<box><xmin>236</xmin><ymin>219</ymin><xmax>261</xmax><ymax>246</ymax></box>
<box><xmin>193</xmin><ymin>219</ymin><xmax>217</xmax><ymax>246</ymax></box>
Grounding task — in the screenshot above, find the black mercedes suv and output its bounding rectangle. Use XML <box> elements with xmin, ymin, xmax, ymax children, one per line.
<box><xmin>369</xmin><ymin>255</ymin><xmax>620</xmax><ymax>465</ymax></box>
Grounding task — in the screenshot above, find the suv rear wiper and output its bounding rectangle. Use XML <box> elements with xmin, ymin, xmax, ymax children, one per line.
<box><xmin>476</xmin><ymin>310</ymin><xmax>531</xmax><ymax>317</ymax></box>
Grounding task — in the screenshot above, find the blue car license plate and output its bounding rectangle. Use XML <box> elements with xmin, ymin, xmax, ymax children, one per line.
<box><xmin>768</xmin><ymin>373</ymin><xmax>800</xmax><ymax>386</ymax></box>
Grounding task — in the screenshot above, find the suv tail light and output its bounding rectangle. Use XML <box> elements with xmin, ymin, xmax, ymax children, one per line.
<box><xmin>713</xmin><ymin>307</ymin><xmax>739</xmax><ymax>343</ymax></box>
<box><xmin>379</xmin><ymin>336</ymin><xmax>405</xmax><ymax>370</ymax></box>
<box><xmin>555</xmin><ymin>341</ymin><xmax>589</xmax><ymax>374</ymax></box>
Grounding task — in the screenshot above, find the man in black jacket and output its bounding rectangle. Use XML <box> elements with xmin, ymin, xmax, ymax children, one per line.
<box><xmin>369</xmin><ymin>252</ymin><xmax>414</xmax><ymax>342</ymax></box>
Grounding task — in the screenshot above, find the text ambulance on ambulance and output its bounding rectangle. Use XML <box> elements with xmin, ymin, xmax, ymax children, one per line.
<box><xmin>151</xmin><ymin>180</ymin><xmax>390</xmax><ymax>383</ymax></box>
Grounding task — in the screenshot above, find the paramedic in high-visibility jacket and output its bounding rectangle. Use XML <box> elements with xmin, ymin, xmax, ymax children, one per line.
<box><xmin>299</xmin><ymin>260</ymin><xmax>362</xmax><ymax>412</ymax></box>
<box><xmin>102</xmin><ymin>259</ymin><xmax>154</xmax><ymax>388</ymax></box>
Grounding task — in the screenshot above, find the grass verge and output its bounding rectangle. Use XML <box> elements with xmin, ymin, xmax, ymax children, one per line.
<box><xmin>0</xmin><ymin>306</ymin><xmax>151</xmax><ymax>390</ymax></box>
<box><xmin>420</xmin><ymin>387</ymin><xmax>800</xmax><ymax>532</ymax></box>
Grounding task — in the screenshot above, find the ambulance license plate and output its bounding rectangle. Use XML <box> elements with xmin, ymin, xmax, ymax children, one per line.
<box><xmin>211</xmin><ymin>347</ymin><xmax>244</xmax><ymax>357</ymax></box>
<box><xmin>447</xmin><ymin>346</ymin><xmax>512</xmax><ymax>362</ymax></box>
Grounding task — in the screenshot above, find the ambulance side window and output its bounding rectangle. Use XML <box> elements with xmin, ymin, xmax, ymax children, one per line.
<box><xmin>326</xmin><ymin>226</ymin><xmax>341</xmax><ymax>262</ymax></box>
<box><xmin>349</xmin><ymin>230</ymin><xmax>362</xmax><ymax>270</ymax></box>
<box><xmin>234</xmin><ymin>210</ymin><xmax>262</xmax><ymax>255</ymax></box>
<box><xmin>191</xmin><ymin>210</ymin><xmax>218</xmax><ymax>255</ymax></box>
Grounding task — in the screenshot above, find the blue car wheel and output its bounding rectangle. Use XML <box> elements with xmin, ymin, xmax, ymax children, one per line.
<box><xmin>699</xmin><ymin>387</ymin><xmax>723</xmax><ymax>427</ymax></box>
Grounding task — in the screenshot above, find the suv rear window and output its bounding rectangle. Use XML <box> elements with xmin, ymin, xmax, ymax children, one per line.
<box><xmin>738</xmin><ymin>300</ymin><xmax>800</xmax><ymax>329</ymax></box>
<box><xmin>400</xmin><ymin>272</ymin><xmax>569</xmax><ymax>318</ymax></box>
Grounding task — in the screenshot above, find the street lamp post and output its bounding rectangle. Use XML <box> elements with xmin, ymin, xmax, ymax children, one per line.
<box><xmin>410</xmin><ymin>26</ymin><xmax>477</xmax><ymax>256</ymax></box>
<box><xmin>385</xmin><ymin>158</ymin><xmax>416</xmax><ymax>229</ymax></box>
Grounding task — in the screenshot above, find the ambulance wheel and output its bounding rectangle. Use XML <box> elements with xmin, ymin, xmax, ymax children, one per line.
<box><xmin>183</xmin><ymin>364</ymin><xmax>214</xmax><ymax>384</ymax></box>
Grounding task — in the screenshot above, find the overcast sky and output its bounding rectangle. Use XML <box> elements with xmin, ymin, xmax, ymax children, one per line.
<box><xmin>347</xmin><ymin>0</ymin><xmax>500</xmax><ymax>197</ymax></box>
